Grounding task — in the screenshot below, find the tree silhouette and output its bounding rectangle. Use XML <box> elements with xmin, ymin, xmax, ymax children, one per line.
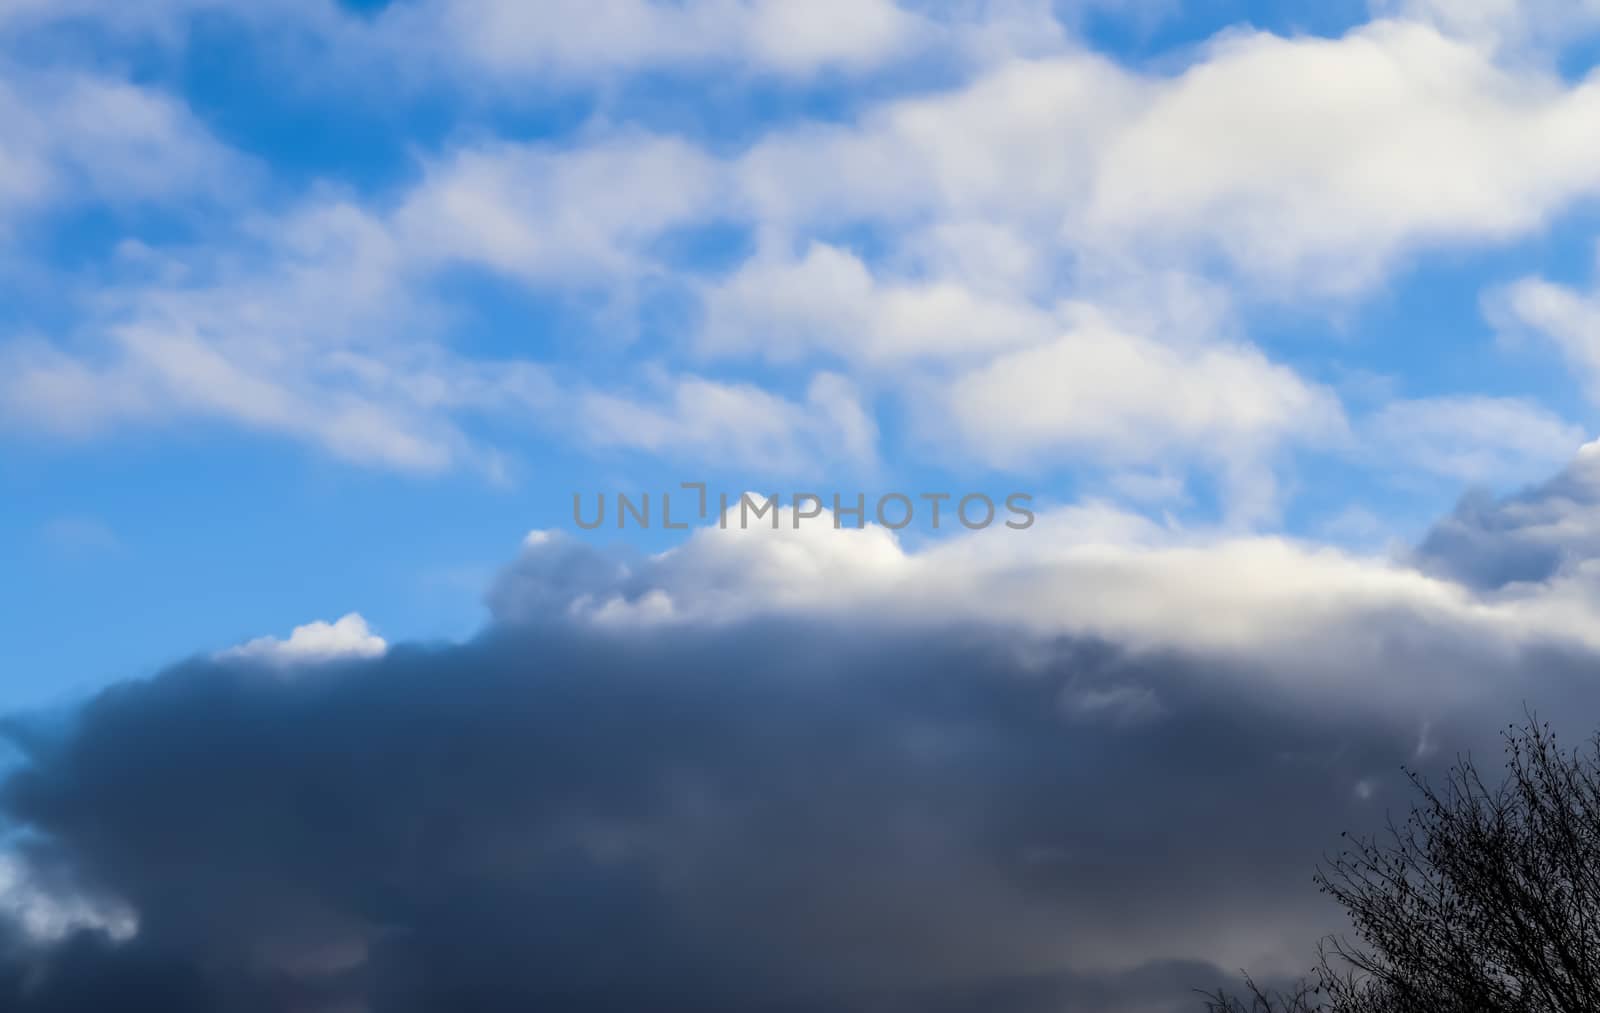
<box><xmin>1202</xmin><ymin>715</ymin><xmax>1600</xmax><ymax>1012</ymax></box>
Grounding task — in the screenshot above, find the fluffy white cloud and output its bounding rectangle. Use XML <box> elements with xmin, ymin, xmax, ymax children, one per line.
<box><xmin>491</xmin><ymin>488</ymin><xmax>1600</xmax><ymax>708</ymax></box>
<box><xmin>13</xmin><ymin>2</ymin><xmax>1600</xmax><ymax>306</ymax></box>
<box><xmin>219</xmin><ymin>613</ymin><xmax>388</xmax><ymax>666</ymax></box>
<box><xmin>739</xmin><ymin>21</ymin><xmax>1600</xmax><ymax>294</ymax></box>
<box><xmin>681</xmin><ymin>16</ymin><xmax>1600</xmax><ymax>507</ymax></box>
<box><xmin>7</xmin><ymin>0</ymin><xmax>1600</xmax><ymax>518</ymax></box>
<box><xmin>1086</xmin><ymin>23</ymin><xmax>1600</xmax><ymax>290</ymax></box>
<box><xmin>736</xmin><ymin>53</ymin><xmax>1132</xmax><ymax>232</ymax></box>
<box><xmin>934</xmin><ymin>315</ymin><xmax>1343</xmax><ymax>463</ymax></box>
<box><xmin>700</xmin><ymin>240</ymin><xmax>1062</xmax><ymax>364</ymax></box>
<box><xmin>920</xmin><ymin>307</ymin><xmax>1345</xmax><ymax>520</ymax></box>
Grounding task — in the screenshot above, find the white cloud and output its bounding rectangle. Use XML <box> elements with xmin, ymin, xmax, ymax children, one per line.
<box><xmin>700</xmin><ymin>240</ymin><xmax>1062</xmax><ymax>365</ymax></box>
<box><xmin>1087</xmin><ymin>23</ymin><xmax>1600</xmax><ymax>290</ymax></box>
<box><xmin>738</xmin><ymin>21</ymin><xmax>1600</xmax><ymax>294</ymax></box>
<box><xmin>0</xmin><ymin>0</ymin><xmax>1069</xmax><ymax>89</ymax></box>
<box><xmin>220</xmin><ymin>613</ymin><xmax>388</xmax><ymax>666</ymax></box>
<box><xmin>0</xmin><ymin>65</ymin><xmax>245</xmax><ymax>233</ymax></box>
<box><xmin>580</xmin><ymin>370</ymin><xmax>877</xmax><ymax>473</ymax></box>
<box><xmin>687</xmin><ymin>16</ymin><xmax>1600</xmax><ymax>509</ymax></box>
<box><xmin>383</xmin><ymin>0</ymin><xmax>929</xmax><ymax>81</ymax></box>
<box><xmin>922</xmin><ymin>307</ymin><xmax>1345</xmax><ymax>520</ymax></box>
<box><xmin>0</xmin><ymin>853</ymin><xmax>137</xmax><ymax>944</ymax></box>
<box><xmin>1106</xmin><ymin>469</ymin><xmax>1188</xmax><ymax>505</ymax></box>
<box><xmin>934</xmin><ymin>316</ymin><xmax>1342</xmax><ymax>464</ymax></box>
<box><xmin>1492</xmin><ymin>256</ymin><xmax>1600</xmax><ymax>405</ymax></box>
<box><xmin>1374</xmin><ymin>0</ymin><xmax>1600</xmax><ymax>53</ymax></box>
<box><xmin>6</xmin><ymin>2</ymin><xmax>1599</xmax><ymax>515</ymax></box>
<box><xmin>12</xmin><ymin>0</ymin><xmax>1600</xmax><ymax>311</ymax></box>
<box><xmin>393</xmin><ymin>134</ymin><xmax>724</xmax><ymax>284</ymax></box>
<box><xmin>489</xmin><ymin>488</ymin><xmax>1600</xmax><ymax>710</ymax></box>
<box><xmin>736</xmin><ymin>53</ymin><xmax>1133</xmax><ymax>232</ymax></box>
<box><xmin>1367</xmin><ymin>395</ymin><xmax>1586</xmax><ymax>482</ymax></box>
<box><xmin>0</xmin><ymin>125</ymin><xmax>755</xmax><ymax>475</ymax></box>
<box><xmin>0</xmin><ymin>191</ymin><xmax>560</xmax><ymax>474</ymax></box>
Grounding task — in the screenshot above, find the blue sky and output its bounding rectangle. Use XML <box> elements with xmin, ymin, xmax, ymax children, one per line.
<box><xmin>5</xmin><ymin>0</ymin><xmax>1600</xmax><ymax>701</ymax></box>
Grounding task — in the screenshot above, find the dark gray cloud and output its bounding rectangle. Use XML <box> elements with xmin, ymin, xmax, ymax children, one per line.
<box><xmin>1415</xmin><ymin>444</ymin><xmax>1600</xmax><ymax>589</ymax></box>
<box><xmin>0</xmin><ymin>606</ymin><xmax>1593</xmax><ymax>1013</ymax></box>
<box><xmin>17</xmin><ymin>450</ymin><xmax>1600</xmax><ymax>1012</ymax></box>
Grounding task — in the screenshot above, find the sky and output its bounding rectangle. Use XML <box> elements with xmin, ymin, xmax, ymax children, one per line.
<box><xmin>7</xmin><ymin>1</ymin><xmax>1600</xmax><ymax>1010</ymax></box>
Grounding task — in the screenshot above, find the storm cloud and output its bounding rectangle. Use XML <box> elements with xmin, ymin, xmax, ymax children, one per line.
<box><xmin>0</xmin><ymin>625</ymin><xmax>1394</xmax><ymax>1011</ymax></box>
<box><xmin>5</xmin><ymin>466</ymin><xmax>1600</xmax><ymax>1011</ymax></box>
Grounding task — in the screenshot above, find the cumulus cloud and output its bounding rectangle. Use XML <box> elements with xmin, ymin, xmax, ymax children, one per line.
<box><xmin>13</xmin><ymin>5</ymin><xmax>1600</xmax><ymax>507</ymax></box>
<box><xmin>1084</xmin><ymin>22</ymin><xmax>1600</xmax><ymax>290</ymax></box>
<box><xmin>678</xmin><ymin>14</ymin><xmax>1600</xmax><ymax>504</ymax></box>
<box><xmin>921</xmin><ymin>309</ymin><xmax>1345</xmax><ymax>520</ymax></box>
<box><xmin>12</xmin><ymin>5</ymin><xmax>1600</xmax><ymax>303</ymax></box>
<box><xmin>700</xmin><ymin>240</ymin><xmax>1063</xmax><ymax>365</ymax></box>
<box><xmin>217</xmin><ymin>613</ymin><xmax>387</xmax><ymax>666</ymax></box>
<box><xmin>739</xmin><ymin>21</ymin><xmax>1600</xmax><ymax>294</ymax></box>
<box><xmin>490</xmin><ymin>499</ymin><xmax>1600</xmax><ymax>691</ymax></box>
